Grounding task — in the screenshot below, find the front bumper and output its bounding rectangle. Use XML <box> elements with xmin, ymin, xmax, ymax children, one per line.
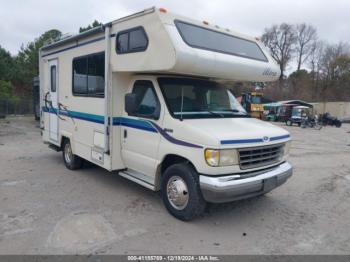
<box><xmin>199</xmin><ymin>162</ymin><xmax>293</xmax><ymax>203</ymax></box>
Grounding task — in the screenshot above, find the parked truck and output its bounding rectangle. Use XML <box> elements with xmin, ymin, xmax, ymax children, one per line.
<box><xmin>39</xmin><ymin>7</ymin><xmax>292</xmax><ymax>220</ymax></box>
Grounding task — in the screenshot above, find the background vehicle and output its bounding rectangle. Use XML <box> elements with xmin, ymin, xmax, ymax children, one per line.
<box><xmin>240</xmin><ymin>92</ymin><xmax>264</xmax><ymax>119</ymax></box>
<box><xmin>319</xmin><ymin>112</ymin><xmax>342</xmax><ymax>127</ymax></box>
<box><xmin>300</xmin><ymin>115</ymin><xmax>323</xmax><ymax>130</ymax></box>
<box><xmin>286</xmin><ymin>106</ymin><xmax>310</xmax><ymax>126</ymax></box>
<box><xmin>32</xmin><ymin>76</ymin><xmax>40</xmax><ymax>121</ymax></box>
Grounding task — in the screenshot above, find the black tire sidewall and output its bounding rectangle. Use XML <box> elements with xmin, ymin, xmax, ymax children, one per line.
<box><xmin>161</xmin><ymin>163</ymin><xmax>206</xmax><ymax>221</ymax></box>
<box><xmin>62</xmin><ymin>139</ymin><xmax>82</xmax><ymax>170</ymax></box>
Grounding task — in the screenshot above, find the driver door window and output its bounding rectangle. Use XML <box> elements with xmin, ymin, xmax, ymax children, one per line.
<box><xmin>130</xmin><ymin>80</ymin><xmax>160</xmax><ymax>119</ymax></box>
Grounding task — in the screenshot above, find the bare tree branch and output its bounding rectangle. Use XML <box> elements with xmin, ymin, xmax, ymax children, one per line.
<box><xmin>295</xmin><ymin>23</ymin><xmax>317</xmax><ymax>71</ymax></box>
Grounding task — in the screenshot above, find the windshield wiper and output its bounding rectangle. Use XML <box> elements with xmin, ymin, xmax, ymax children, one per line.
<box><xmin>206</xmin><ymin>110</ymin><xmax>225</xmax><ymax>118</ymax></box>
<box><xmin>221</xmin><ymin>109</ymin><xmax>251</xmax><ymax>117</ymax></box>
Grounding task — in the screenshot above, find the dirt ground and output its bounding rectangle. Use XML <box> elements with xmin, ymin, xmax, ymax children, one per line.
<box><xmin>0</xmin><ymin>116</ymin><xmax>349</xmax><ymax>255</ymax></box>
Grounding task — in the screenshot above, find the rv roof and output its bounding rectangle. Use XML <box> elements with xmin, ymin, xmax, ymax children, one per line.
<box><xmin>41</xmin><ymin>7</ymin><xmax>280</xmax><ymax>82</ymax></box>
<box><xmin>41</xmin><ymin>7</ymin><xmax>260</xmax><ymax>53</ymax></box>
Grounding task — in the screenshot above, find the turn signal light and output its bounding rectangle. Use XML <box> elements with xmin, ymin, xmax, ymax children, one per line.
<box><xmin>203</xmin><ymin>21</ymin><xmax>209</xmax><ymax>25</ymax></box>
<box><xmin>159</xmin><ymin>8</ymin><xmax>167</xmax><ymax>13</ymax></box>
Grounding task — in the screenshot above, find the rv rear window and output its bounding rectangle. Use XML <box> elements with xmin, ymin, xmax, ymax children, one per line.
<box><xmin>116</xmin><ymin>27</ymin><xmax>148</xmax><ymax>54</ymax></box>
<box><xmin>72</xmin><ymin>52</ymin><xmax>105</xmax><ymax>97</ymax></box>
<box><xmin>174</xmin><ymin>20</ymin><xmax>268</xmax><ymax>62</ymax></box>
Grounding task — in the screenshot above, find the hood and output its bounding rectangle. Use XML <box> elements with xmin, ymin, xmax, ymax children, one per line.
<box><xmin>171</xmin><ymin>117</ymin><xmax>290</xmax><ymax>148</ymax></box>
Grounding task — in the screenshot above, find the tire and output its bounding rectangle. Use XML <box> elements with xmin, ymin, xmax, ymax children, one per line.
<box><xmin>62</xmin><ymin>139</ymin><xmax>83</xmax><ymax>170</ymax></box>
<box><xmin>314</xmin><ymin>123</ymin><xmax>323</xmax><ymax>130</ymax></box>
<box><xmin>161</xmin><ymin>163</ymin><xmax>206</xmax><ymax>221</ymax></box>
<box><xmin>335</xmin><ymin>121</ymin><xmax>342</xmax><ymax>128</ymax></box>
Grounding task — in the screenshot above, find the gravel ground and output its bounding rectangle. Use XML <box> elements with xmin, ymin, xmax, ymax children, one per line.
<box><xmin>0</xmin><ymin>116</ymin><xmax>349</xmax><ymax>255</ymax></box>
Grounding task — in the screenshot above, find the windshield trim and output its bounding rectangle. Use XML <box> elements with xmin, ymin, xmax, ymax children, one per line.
<box><xmin>157</xmin><ymin>77</ymin><xmax>248</xmax><ymax>120</ymax></box>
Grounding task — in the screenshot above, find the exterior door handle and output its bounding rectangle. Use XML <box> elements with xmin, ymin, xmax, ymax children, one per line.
<box><xmin>124</xmin><ymin>129</ymin><xmax>127</xmax><ymax>138</ymax></box>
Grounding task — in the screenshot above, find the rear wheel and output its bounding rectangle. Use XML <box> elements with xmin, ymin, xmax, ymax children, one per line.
<box><xmin>161</xmin><ymin>163</ymin><xmax>206</xmax><ymax>221</ymax></box>
<box><xmin>335</xmin><ymin>121</ymin><xmax>342</xmax><ymax>128</ymax></box>
<box><xmin>62</xmin><ymin>139</ymin><xmax>83</xmax><ymax>170</ymax></box>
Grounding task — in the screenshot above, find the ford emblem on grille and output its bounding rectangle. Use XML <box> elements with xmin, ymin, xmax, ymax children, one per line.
<box><xmin>263</xmin><ymin>136</ymin><xmax>269</xmax><ymax>142</ymax></box>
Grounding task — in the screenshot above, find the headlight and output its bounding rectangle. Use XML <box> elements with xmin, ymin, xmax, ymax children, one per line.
<box><xmin>284</xmin><ymin>141</ymin><xmax>291</xmax><ymax>155</ymax></box>
<box><xmin>205</xmin><ymin>149</ymin><xmax>239</xmax><ymax>167</ymax></box>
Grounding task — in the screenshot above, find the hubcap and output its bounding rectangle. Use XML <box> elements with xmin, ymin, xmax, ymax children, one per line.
<box><xmin>167</xmin><ymin>176</ymin><xmax>189</xmax><ymax>210</ymax></box>
<box><xmin>64</xmin><ymin>143</ymin><xmax>72</xmax><ymax>164</ymax></box>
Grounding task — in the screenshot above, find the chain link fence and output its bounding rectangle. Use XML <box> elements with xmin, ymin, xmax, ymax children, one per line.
<box><xmin>0</xmin><ymin>97</ymin><xmax>34</xmax><ymax>117</ymax></box>
<box><xmin>0</xmin><ymin>77</ymin><xmax>39</xmax><ymax>119</ymax></box>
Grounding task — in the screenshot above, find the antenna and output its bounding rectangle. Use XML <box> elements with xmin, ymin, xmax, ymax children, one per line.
<box><xmin>180</xmin><ymin>86</ymin><xmax>184</xmax><ymax>121</ymax></box>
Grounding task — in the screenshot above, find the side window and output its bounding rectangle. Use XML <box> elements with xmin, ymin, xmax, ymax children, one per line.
<box><xmin>130</xmin><ymin>80</ymin><xmax>160</xmax><ymax>119</ymax></box>
<box><xmin>116</xmin><ymin>27</ymin><xmax>148</xmax><ymax>54</ymax></box>
<box><xmin>117</xmin><ymin>33</ymin><xmax>128</xmax><ymax>53</ymax></box>
<box><xmin>50</xmin><ymin>65</ymin><xmax>56</xmax><ymax>92</ymax></box>
<box><xmin>72</xmin><ymin>52</ymin><xmax>105</xmax><ymax>97</ymax></box>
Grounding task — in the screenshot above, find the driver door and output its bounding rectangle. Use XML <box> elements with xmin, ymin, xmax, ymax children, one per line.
<box><xmin>121</xmin><ymin>80</ymin><xmax>162</xmax><ymax>177</ymax></box>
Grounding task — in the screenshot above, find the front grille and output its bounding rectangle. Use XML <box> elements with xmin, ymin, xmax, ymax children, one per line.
<box><xmin>238</xmin><ymin>143</ymin><xmax>284</xmax><ymax>170</ymax></box>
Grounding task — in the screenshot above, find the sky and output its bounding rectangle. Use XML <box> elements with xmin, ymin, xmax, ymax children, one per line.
<box><xmin>1</xmin><ymin>0</ymin><xmax>349</xmax><ymax>58</ymax></box>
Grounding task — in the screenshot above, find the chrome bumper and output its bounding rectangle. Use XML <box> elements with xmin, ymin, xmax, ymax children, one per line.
<box><xmin>200</xmin><ymin>162</ymin><xmax>293</xmax><ymax>203</ymax></box>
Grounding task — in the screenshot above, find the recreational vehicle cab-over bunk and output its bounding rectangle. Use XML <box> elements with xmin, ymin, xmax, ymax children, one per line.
<box><xmin>39</xmin><ymin>7</ymin><xmax>293</xmax><ymax>220</ymax></box>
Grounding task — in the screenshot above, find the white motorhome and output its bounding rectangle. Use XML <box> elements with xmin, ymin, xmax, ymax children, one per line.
<box><xmin>40</xmin><ymin>7</ymin><xmax>292</xmax><ymax>220</ymax></box>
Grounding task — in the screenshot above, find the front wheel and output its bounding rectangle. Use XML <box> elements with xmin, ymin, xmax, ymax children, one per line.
<box><xmin>314</xmin><ymin>123</ymin><xmax>323</xmax><ymax>130</ymax></box>
<box><xmin>161</xmin><ymin>163</ymin><xmax>206</xmax><ymax>221</ymax></box>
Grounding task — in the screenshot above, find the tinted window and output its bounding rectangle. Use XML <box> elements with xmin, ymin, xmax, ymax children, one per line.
<box><xmin>87</xmin><ymin>54</ymin><xmax>104</xmax><ymax>95</ymax></box>
<box><xmin>73</xmin><ymin>52</ymin><xmax>104</xmax><ymax>97</ymax></box>
<box><xmin>129</xmin><ymin>29</ymin><xmax>148</xmax><ymax>51</ymax></box>
<box><xmin>175</xmin><ymin>20</ymin><xmax>268</xmax><ymax>62</ymax></box>
<box><xmin>117</xmin><ymin>33</ymin><xmax>128</xmax><ymax>53</ymax></box>
<box><xmin>50</xmin><ymin>66</ymin><xmax>56</xmax><ymax>92</ymax></box>
<box><xmin>73</xmin><ymin>57</ymin><xmax>87</xmax><ymax>94</ymax></box>
<box><xmin>116</xmin><ymin>27</ymin><xmax>148</xmax><ymax>54</ymax></box>
<box><xmin>130</xmin><ymin>80</ymin><xmax>159</xmax><ymax>119</ymax></box>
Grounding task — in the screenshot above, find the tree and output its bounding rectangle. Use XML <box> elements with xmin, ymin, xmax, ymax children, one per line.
<box><xmin>295</xmin><ymin>23</ymin><xmax>317</xmax><ymax>71</ymax></box>
<box><xmin>261</xmin><ymin>23</ymin><xmax>296</xmax><ymax>82</ymax></box>
<box><xmin>79</xmin><ymin>20</ymin><xmax>102</xmax><ymax>33</ymax></box>
<box><xmin>0</xmin><ymin>46</ymin><xmax>15</xmax><ymax>81</ymax></box>
<box><xmin>15</xmin><ymin>29</ymin><xmax>62</xmax><ymax>87</ymax></box>
<box><xmin>309</xmin><ymin>40</ymin><xmax>324</xmax><ymax>99</ymax></box>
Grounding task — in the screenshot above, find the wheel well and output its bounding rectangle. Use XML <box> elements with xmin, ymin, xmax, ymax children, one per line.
<box><xmin>154</xmin><ymin>154</ymin><xmax>196</xmax><ymax>191</ymax></box>
<box><xmin>161</xmin><ymin>155</ymin><xmax>193</xmax><ymax>174</ymax></box>
<box><xmin>60</xmin><ymin>136</ymin><xmax>69</xmax><ymax>150</ymax></box>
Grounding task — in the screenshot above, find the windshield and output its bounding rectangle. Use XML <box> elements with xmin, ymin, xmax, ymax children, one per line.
<box><xmin>158</xmin><ymin>77</ymin><xmax>247</xmax><ymax>119</ymax></box>
<box><xmin>292</xmin><ymin>108</ymin><xmax>310</xmax><ymax>117</ymax></box>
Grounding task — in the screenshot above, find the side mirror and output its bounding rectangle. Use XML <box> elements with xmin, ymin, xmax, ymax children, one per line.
<box><xmin>125</xmin><ymin>93</ymin><xmax>137</xmax><ymax>115</ymax></box>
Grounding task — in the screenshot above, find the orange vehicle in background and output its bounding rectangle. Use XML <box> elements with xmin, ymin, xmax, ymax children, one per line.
<box><xmin>240</xmin><ymin>92</ymin><xmax>264</xmax><ymax>119</ymax></box>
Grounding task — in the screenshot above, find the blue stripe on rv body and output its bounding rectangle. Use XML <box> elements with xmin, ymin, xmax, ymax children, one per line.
<box><xmin>43</xmin><ymin>107</ymin><xmax>104</xmax><ymax>124</ymax></box>
<box><xmin>42</xmin><ymin>107</ymin><xmax>289</xmax><ymax>147</ymax></box>
<box><xmin>113</xmin><ymin>117</ymin><xmax>157</xmax><ymax>133</ymax></box>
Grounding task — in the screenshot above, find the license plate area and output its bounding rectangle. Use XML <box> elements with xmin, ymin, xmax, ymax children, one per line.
<box><xmin>263</xmin><ymin>176</ymin><xmax>277</xmax><ymax>192</ymax></box>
